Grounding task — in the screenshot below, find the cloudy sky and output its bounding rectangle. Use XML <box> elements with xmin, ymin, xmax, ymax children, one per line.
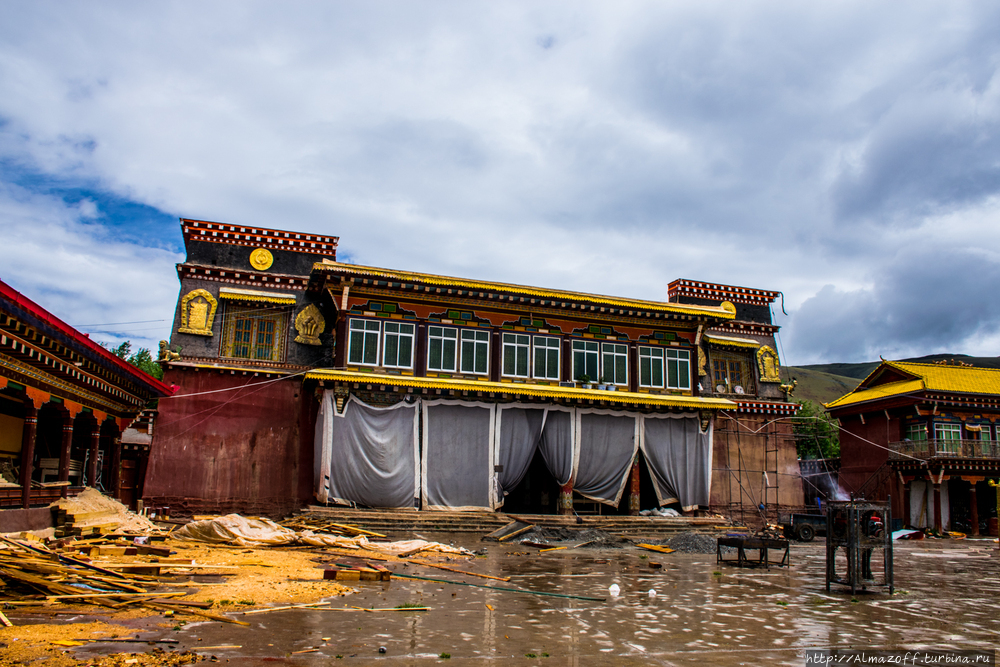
<box><xmin>2</xmin><ymin>2</ymin><xmax>999</xmax><ymax>365</ymax></box>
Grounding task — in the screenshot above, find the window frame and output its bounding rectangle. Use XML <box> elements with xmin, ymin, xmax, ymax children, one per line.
<box><xmin>638</xmin><ymin>346</ymin><xmax>665</xmax><ymax>388</ymax></box>
<box><xmin>601</xmin><ymin>342</ymin><xmax>628</xmax><ymax>385</ymax></box>
<box><xmin>572</xmin><ymin>340</ymin><xmax>599</xmax><ymax>382</ymax></box>
<box><xmin>427</xmin><ymin>325</ymin><xmax>459</xmax><ymax>373</ymax></box>
<box><xmin>347</xmin><ymin>318</ymin><xmax>382</xmax><ymax>367</ymax></box>
<box><xmin>905</xmin><ymin>423</ymin><xmax>928</xmax><ymax>441</ymax></box>
<box><xmin>532</xmin><ymin>335</ymin><xmax>561</xmax><ymax>381</ymax></box>
<box><xmin>223</xmin><ymin>305</ymin><xmax>288</xmax><ymax>363</ymax></box>
<box><xmin>381</xmin><ymin>321</ymin><xmax>415</xmax><ymax>369</ymax></box>
<box><xmin>502</xmin><ymin>333</ymin><xmax>531</xmax><ymax>378</ymax></box>
<box><xmin>666</xmin><ymin>348</ymin><xmax>691</xmax><ymax>390</ymax></box>
<box><xmin>460</xmin><ymin>328</ymin><xmax>490</xmax><ymax>375</ymax></box>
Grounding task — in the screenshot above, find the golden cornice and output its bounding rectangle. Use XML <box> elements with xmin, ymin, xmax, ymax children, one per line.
<box><xmin>336</xmin><ymin>285</ymin><xmax>708</xmax><ymax>331</ymax></box>
<box><xmin>315</xmin><ymin>261</ymin><xmax>735</xmax><ymax>320</ymax></box>
<box><xmin>0</xmin><ymin>352</ymin><xmax>134</xmax><ymax>415</ymax></box>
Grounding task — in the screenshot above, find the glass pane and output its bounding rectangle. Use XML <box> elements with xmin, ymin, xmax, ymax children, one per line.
<box><xmin>503</xmin><ymin>347</ymin><xmax>515</xmax><ymax>376</ymax></box>
<box><xmin>383</xmin><ymin>334</ymin><xmax>399</xmax><ymax>366</ymax></box>
<box><xmin>547</xmin><ymin>349</ymin><xmax>559</xmax><ymax>379</ymax></box>
<box><xmin>476</xmin><ymin>342</ymin><xmax>488</xmax><ymax>373</ymax></box>
<box><xmin>640</xmin><ymin>357</ymin><xmax>650</xmax><ymax>386</ymax></box>
<box><xmin>667</xmin><ymin>359</ymin><xmax>677</xmax><ymax>388</ymax></box>
<box><xmin>534</xmin><ymin>348</ymin><xmax>546</xmax><ymax>378</ymax></box>
<box><xmin>461</xmin><ymin>340</ymin><xmax>474</xmax><ymax>372</ymax></box>
<box><xmin>397</xmin><ymin>335</ymin><xmax>412</xmax><ymax>367</ymax></box>
<box><xmin>255</xmin><ymin>319</ymin><xmax>275</xmax><ymax>360</ymax></box>
<box><xmin>615</xmin><ymin>356</ymin><xmax>627</xmax><ymax>384</ymax></box>
<box><xmin>676</xmin><ymin>358</ymin><xmax>689</xmax><ymax>388</ymax></box>
<box><xmin>429</xmin><ymin>338</ymin><xmax>442</xmax><ymax>370</ymax></box>
<box><xmin>348</xmin><ymin>330</ymin><xmax>364</xmax><ymax>364</ymax></box>
<box><xmin>653</xmin><ymin>358</ymin><xmax>664</xmax><ymax>387</ymax></box>
<box><xmin>517</xmin><ymin>347</ymin><xmax>529</xmax><ymax>376</ymax></box>
<box><xmin>366</xmin><ymin>321</ymin><xmax>380</xmax><ymax>332</ymax></box>
<box><xmin>442</xmin><ymin>339</ymin><xmax>456</xmax><ymax>371</ymax></box>
<box><xmin>363</xmin><ymin>332</ymin><xmax>378</xmax><ymax>365</ymax></box>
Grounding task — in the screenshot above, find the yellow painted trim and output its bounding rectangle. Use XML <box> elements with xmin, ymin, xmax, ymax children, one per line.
<box><xmin>305</xmin><ymin>369</ymin><xmax>736</xmax><ymax>410</ymax></box>
<box><xmin>218</xmin><ymin>287</ymin><xmax>297</xmax><ymax>305</ymax></box>
<box><xmin>704</xmin><ymin>334</ymin><xmax>760</xmax><ymax>349</ymax></box>
<box><xmin>172</xmin><ymin>361</ymin><xmax>294</xmax><ymax>376</ymax></box>
<box><xmin>315</xmin><ymin>261</ymin><xmax>735</xmax><ymax>319</ymax></box>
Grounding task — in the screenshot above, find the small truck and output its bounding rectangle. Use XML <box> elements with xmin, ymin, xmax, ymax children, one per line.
<box><xmin>781</xmin><ymin>513</ymin><xmax>827</xmax><ymax>542</ymax></box>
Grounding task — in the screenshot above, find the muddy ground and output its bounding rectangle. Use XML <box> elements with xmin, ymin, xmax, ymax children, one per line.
<box><xmin>2</xmin><ymin>533</ymin><xmax>997</xmax><ymax>666</ymax></box>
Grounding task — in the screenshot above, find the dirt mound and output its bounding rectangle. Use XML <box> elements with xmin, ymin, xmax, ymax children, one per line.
<box><xmin>658</xmin><ymin>531</ymin><xmax>722</xmax><ymax>554</ymax></box>
<box><xmin>516</xmin><ymin>526</ymin><xmax>627</xmax><ymax>549</ymax></box>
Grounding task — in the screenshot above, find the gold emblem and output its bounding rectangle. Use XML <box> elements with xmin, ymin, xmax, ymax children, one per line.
<box><xmin>757</xmin><ymin>345</ymin><xmax>782</xmax><ymax>383</ymax></box>
<box><xmin>178</xmin><ymin>289</ymin><xmax>218</xmax><ymax>336</ymax></box>
<box><xmin>250</xmin><ymin>248</ymin><xmax>274</xmax><ymax>270</ymax></box>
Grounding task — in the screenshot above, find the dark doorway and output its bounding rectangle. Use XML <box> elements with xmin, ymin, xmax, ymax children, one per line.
<box><xmin>499</xmin><ymin>448</ymin><xmax>561</xmax><ymax>514</ymax></box>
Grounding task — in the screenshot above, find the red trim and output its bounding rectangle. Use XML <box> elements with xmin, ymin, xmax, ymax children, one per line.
<box><xmin>0</xmin><ymin>279</ymin><xmax>174</xmax><ymax>396</ymax></box>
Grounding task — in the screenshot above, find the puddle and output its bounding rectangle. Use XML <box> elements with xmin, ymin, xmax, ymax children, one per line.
<box><xmin>65</xmin><ymin>536</ymin><xmax>1000</xmax><ymax>665</ymax></box>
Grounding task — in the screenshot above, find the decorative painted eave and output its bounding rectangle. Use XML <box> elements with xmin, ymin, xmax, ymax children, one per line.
<box><xmin>218</xmin><ymin>287</ymin><xmax>297</xmax><ymax>305</ymax></box>
<box><xmin>306</xmin><ymin>369</ymin><xmax>737</xmax><ymax>410</ymax></box>
<box><xmin>311</xmin><ymin>261</ymin><xmax>737</xmax><ymax>321</ymax></box>
<box><xmin>703</xmin><ymin>333</ymin><xmax>761</xmax><ymax>349</ymax></box>
<box><xmin>824</xmin><ymin>379</ymin><xmax>926</xmax><ymax>411</ymax></box>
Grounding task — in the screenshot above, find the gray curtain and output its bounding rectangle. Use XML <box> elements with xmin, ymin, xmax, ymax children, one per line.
<box><xmin>642</xmin><ymin>416</ymin><xmax>712</xmax><ymax>511</ymax></box>
<box><xmin>495</xmin><ymin>407</ymin><xmax>547</xmax><ymax>506</ymax></box>
<box><xmin>574</xmin><ymin>412</ymin><xmax>638</xmax><ymax>506</ymax></box>
<box><xmin>423</xmin><ymin>402</ymin><xmax>493</xmax><ymax>510</ymax></box>
<box><xmin>539</xmin><ymin>408</ymin><xmax>574</xmax><ymax>486</ymax></box>
<box><xmin>325</xmin><ymin>396</ymin><xmax>419</xmax><ymax>508</ymax></box>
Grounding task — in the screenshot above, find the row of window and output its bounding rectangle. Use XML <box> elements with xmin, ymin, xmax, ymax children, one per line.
<box><xmin>347</xmin><ymin>319</ymin><xmax>691</xmax><ymax>389</ymax></box>
<box><xmin>906</xmin><ymin>423</ymin><xmax>996</xmax><ymax>441</ymax></box>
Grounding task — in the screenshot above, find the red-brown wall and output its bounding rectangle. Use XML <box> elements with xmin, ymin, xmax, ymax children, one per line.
<box><xmin>144</xmin><ymin>367</ymin><xmax>316</xmax><ymax>518</ymax></box>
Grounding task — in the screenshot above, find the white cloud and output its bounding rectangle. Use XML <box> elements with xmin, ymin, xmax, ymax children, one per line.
<box><xmin>2</xmin><ymin>1</ymin><xmax>1000</xmax><ymax>364</ymax></box>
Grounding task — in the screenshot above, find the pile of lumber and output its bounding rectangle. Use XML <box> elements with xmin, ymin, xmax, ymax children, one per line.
<box><xmin>0</xmin><ymin>537</ymin><xmax>246</xmax><ymax>626</ymax></box>
<box><xmin>52</xmin><ymin>507</ymin><xmax>121</xmax><ymax>538</ymax></box>
<box><xmin>278</xmin><ymin>516</ymin><xmax>386</xmax><ymax>539</ymax></box>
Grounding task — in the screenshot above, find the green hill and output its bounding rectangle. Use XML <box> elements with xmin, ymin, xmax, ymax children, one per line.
<box><xmin>780</xmin><ymin>366</ymin><xmax>861</xmax><ymax>406</ymax></box>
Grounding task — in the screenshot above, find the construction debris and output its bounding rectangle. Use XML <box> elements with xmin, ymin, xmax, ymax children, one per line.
<box><xmin>51</xmin><ymin>487</ymin><xmax>162</xmax><ymax>536</ymax></box>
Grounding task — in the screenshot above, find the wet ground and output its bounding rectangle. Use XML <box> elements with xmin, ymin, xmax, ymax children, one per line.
<box><xmin>65</xmin><ymin>535</ymin><xmax>999</xmax><ymax>665</ymax></box>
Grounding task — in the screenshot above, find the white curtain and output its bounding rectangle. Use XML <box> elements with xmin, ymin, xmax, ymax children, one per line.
<box><xmin>313</xmin><ymin>390</ymin><xmax>335</xmax><ymax>504</ymax></box>
<box><xmin>316</xmin><ymin>393</ymin><xmax>419</xmax><ymax>508</ymax></box>
<box><xmin>422</xmin><ymin>401</ymin><xmax>495</xmax><ymax>511</ymax></box>
<box><xmin>641</xmin><ymin>415</ymin><xmax>712</xmax><ymax>511</ymax></box>
<box><xmin>573</xmin><ymin>410</ymin><xmax>639</xmax><ymax>506</ymax></box>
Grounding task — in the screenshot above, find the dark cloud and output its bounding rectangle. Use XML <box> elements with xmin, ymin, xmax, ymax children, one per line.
<box><xmin>786</xmin><ymin>247</ymin><xmax>1000</xmax><ymax>363</ymax></box>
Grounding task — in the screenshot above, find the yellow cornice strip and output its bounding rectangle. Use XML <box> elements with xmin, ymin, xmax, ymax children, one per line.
<box><xmin>305</xmin><ymin>369</ymin><xmax>736</xmax><ymax>410</ymax></box>
<box><xmin>218</xmin><ymin>287</ymin><xmax>297</xmax><ymax>305</ymax></box>
<box><xmin>704</xmin><ymin>334</ymin><xmax>760</xmax><ymax>349</ymax></box>
<box><xmin>173</xmin><ymin>361</ymin><xmax>296</xmax><ymax>376</ymax></box>
<box><xmin>314</xmin><ymin>261</ymin><xmax>735</xmax><ymax>319</ymax></box>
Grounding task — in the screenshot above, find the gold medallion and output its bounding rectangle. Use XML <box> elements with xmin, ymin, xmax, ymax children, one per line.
<box><xmin>249</xmin><ymin>248</ymin><xmax>273</xmax><ymax>270</ymax></box>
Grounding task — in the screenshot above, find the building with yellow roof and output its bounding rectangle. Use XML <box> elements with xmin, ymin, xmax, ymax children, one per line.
<box><xmin>146</xmin><ymin>219</ymin><xmax>801</xmax><ymax>521</ymax></box>
<box><xmin>826</xmin><ymin>359</ymin><xmax>1000</xmax><ymax>536</ymax></box>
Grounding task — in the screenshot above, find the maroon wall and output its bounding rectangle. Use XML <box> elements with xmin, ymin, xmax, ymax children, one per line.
<box><xmin>837</xmin><ymin>412</ymin><xmax>901</xmax><ymax>515</ymax></box>
<box><xmin>144</xmin><ymin>367</ymin><xmax>316</xmax><ymax>518</ymax></box>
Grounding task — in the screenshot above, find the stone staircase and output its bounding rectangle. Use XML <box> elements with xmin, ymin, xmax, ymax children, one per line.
<box><xmin>292</xmin><ymin>505</ymin><xmax>739</xmax><ymax>540</ymax></box>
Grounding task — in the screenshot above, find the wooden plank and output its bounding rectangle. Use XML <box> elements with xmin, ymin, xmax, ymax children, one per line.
<box><xmin>637</xmin><ymin>543</ymin><xmax>676</xmax><ymax>554</ymax></box>
<box><xmin>406</xmin><ymin>559</ymin><xmax>510</xmax><ymax>582</ymax></box>
<box><xmin>144</xmin><ymin>601</ymin><xmax>250</xmax><ymax>626</ymax></box>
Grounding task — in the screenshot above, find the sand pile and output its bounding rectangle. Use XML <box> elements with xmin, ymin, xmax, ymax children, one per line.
<box><xmin>51</xmin><ymin>487</ymin><xmax>161</xmax><ymax>533</ymax></box>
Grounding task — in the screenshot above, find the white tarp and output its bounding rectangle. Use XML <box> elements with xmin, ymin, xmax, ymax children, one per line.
<box><xmin>641</xmin><ymin>415</ymin><xmax>713</xmax><ymax>510</ymax></box>
<box><xmin>422</xmin><ymin>401</ymin><xmax>494</xmax><ymax>511</ymax></box>
<box><xmin>314</xmin><ymin>392</ymin><xmax>418</xmax><ymax>508</ymax></box>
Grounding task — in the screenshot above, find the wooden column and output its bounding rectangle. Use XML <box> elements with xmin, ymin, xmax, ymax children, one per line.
<box><xmin>629</xmin><ymin>454</ymin><xmax>641</xmax><ymax>515</ymax></box>
<box><xmin>969</xmin><ymin>483</ymin><xmax>980</xmax><ymax>536</ymax></box>
<box><xmin>558</xmin><ymin>481</ymin><xmax>573</xmax><ymax>515</ymax></box>
<box><xmin>19</xmin><ymin>403</ymin><xmax>38</xmax><ymax>509</ymax></box>
<box><xmin>87</xmin><ymin>423</ymin><xmax>101</xmax><ymax>488</ymax></box>
<box><xmin>109</xmin><ymin>436</ymin><xmax>122</xmax><ymax>499</ymax></box>
<box><xmin>58</xmin><ymin>413</ymin><xmax>74</xmax><ymax>498</ymax></box>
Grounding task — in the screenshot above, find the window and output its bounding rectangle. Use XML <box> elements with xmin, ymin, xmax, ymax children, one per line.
<box><xmin>427</xmin><ymin>326</ymin><xmax>458</xmax><ymax>372</ymax></box>
<box><xmin>639</xmin><ymin>347</ymin><xmax>664</xmax><ymax>387</ymax></box>
<box><xmin>905</xmin><ymin>424</ymin><xmax>928</xmax><ymax>441</ymax></box>
<box><xmin>382</xmin><ymin>322</ymin><xmax>415</xmax><ymax>368</ymax></box>
<box><xmin>666</xmin><ymin>349</ymin><xmax>691</xmax><ymax>390</ymax></box>
<box><xmin>460</xmin><ymin>329</ymin><xmax>489</xmax><ymax>375</ymax></box>
<box><xmin>502</xmin><ymin>333</ymin><xmax>530</xmax><ymax>377</ymax></box>
<box><xmin>711</xmin><ymin>352</ymin><xmax>750</xmax><ymax>393</ymax></box>
<box><xmin>935</xmin><ymin>423</ymin><xmax>962</xmax><ymax>454</ymax></box>
<box><xmin>348</xmin><ymin>319</ymin><xmax>381</xmax><ymax>366</ymax></box>
<box><xmin>601</xmin><ymin>343</ymin><xmax>628</xmax><ymax>385</ymax></box>
<box><xmin>533</xmin><ymin>336</ymin><xmax>560</xmax><ymax>380</ymax></box>
<box><xmin>222</xmin><ymin>305</ymin><xmax>288</xmax><ymax>362</ymax></box>
<box><xmin>572</xmin><ymin>340</ymin><xmax>599</xmax><ymax>381</ymax></box>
